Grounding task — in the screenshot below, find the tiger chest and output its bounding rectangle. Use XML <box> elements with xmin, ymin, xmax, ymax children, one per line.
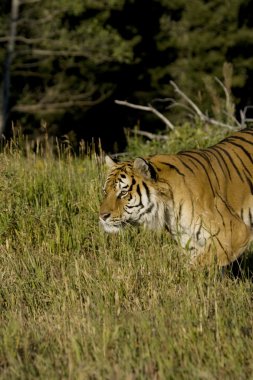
<box><xmin>165</xmin><ymin>200</ymin><xmax>209</xmax><ymax>254</ymax></box>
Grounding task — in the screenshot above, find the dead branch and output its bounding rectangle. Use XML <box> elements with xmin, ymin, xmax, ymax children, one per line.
<box><xmin>13</xmin><ymin>92</ymin><xmax>110</xmax><ymax>114</ymax></box>
<box><xmin>115</xmin><ymin>100</ymin><xmax>174</xmax><ymax>130</ymax></box>
<box><xmin>170</xmin><ymin>80</ymin><xmax>238</xmax><ymax>131</ymax></box>
<box><xmin>0</xmin><ymin>36</ymin><xmax>45</xmax><ymax>44</ymax></box>
<box><xmin>170</xmin><ymin>81</ymin><xmax>204</xmax><ymax>120</ymax></box>
<box><xmin>129</xmin><ymin>129</ymin><xmax>168</xmax><ymax>141</ymax></box>
<box><xmin>240</xmin><ymin>106</ymin><xmax>253</xmax><ymax>127</ymax></box>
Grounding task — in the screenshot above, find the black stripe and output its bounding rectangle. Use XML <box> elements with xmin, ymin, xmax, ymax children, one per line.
<box><xmin>233</xmin><ymin>151</ymin><xmax>252</xmax><ymax>177</ymax></box>
<box><xmin>179</xmin><ymin>152</ymin><xmax>215</xmax><ymax>196</ymax></box>
<box><xmin>145</xmin><ymin>204</ymin><xmax>154</xmax><ymax>214</ymax></box>
<box><xmin>215</xmin><ymin>204</ymin><xmax>226</xmax><ymax>227</ymax></box>
<box><xmin>136</xmin><ymin>184</ymin><xmax>142</xmax><ymax>198</ymax></box>
<box><xmin>249</xmin><ymin>209</ymin><xmax>253</xmax><ymax>227</ymax></box>
<box><xmin>207</xmin><ymin>148</ymin><xmax>228</xmax><ymax>178</ymax></box>
<box><xmin>245</xmin><ymin>176</ymin><xmax>253</xmax><ymax>195</ymax></box>
<box><xmin>196</xmin><ymin>223</ymin><xmax>202</xmax><ymax>241</ymax></box>
<box><xmin>120</xmin><ymin>183</ymin><xmax>128</xmax><ymax>188</ymax></box>
<box><xmin>215</xmin><ymin>237</ymin><xmax>228</xmax><ymax>257</ymax></box>
<box><xmin>184</xmin><ymin>157</ymin><xmax>199</xmax><ymax>170</ymax></box>
<box><xmin>128</xmin><ymin>178</ymin><xmax>136</xmax><ymax>192</ymax></box>
<box><xmin>224</xmin><ymin>140</ymin><xmax>253</xmax><ymax>164</ymax></box>
<box><xmin>142</xmin><ymin>181</ymin><xmax>150</xmax><ymax>201</ymax></box>
<box><xmin>216</xmin><ymin>193</ymin><xmax>238</xmax><ymax>218</ymax></box>
<box><xmin>218</xmin><ymin>143</ymin><xmax>253</xmax><ymax>203</ymax></box>
<box><xmin>239</xmin><ymin>130</ymin><xmax>253</xmax><ymax>138</ymax></box>
<box><xmin>126</xmin><ymin>184</ymin><xmax>143</xmax><ymax>209</ymax></box>
<box><xmin>201</xmin><ymin>151</ymin><xmax>221</xmax><ymax>189</ymax></box>
<box><xmin>140</xmin><ymin>203</ymin><xmax>154</xmax><ymax>216</ymax></box>
<box><xmin>211</xmin><ymin>147</ymin><xmax>232</xmax><ymax>180</ymax></box>
<box><xmin>227</xmin><ymin>135</ymin><xmax>253</xmax><ymax>146</ymax></box>
<box><xmin>126</xmin><ymin>204</ymin><xmax>142</xmax><ymax>209</ymax></box>
<box><xmin>177</xmin><ymin>157</ymin><xmax>195</xmax><ymax>174</ymax></box>
<box><xmin>159</xmin><ymin>161</ymin><xmax>185</xmax><ymax>176</ymax></box>
<box><xmin>144</xmin><ymin>160</ymin><xmax>157</xmax><ymax>180</ymax></box>
<box><xmin>136</xmin><ymin>184</ymin><xmax>144</xmax><ymax>207</ymax></box>
<box><xmin>215</xmin><ymin>145</ymin><xmax>244</xmax><ymax>181</ymax></box>
<box><xmin>178</xmin><ymin>202</ymin><xmax>183</xmax><ymax>220</ymax></box>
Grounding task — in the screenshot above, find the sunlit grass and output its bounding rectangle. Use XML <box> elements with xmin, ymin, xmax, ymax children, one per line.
<box><xmin>1</xmin><ymin>126</ymin><xmax>253</xmax><ymax>379</ymax></box>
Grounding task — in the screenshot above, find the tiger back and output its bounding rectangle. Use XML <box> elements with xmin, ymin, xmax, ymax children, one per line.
<box><xmin>99</xmin><ymin>128</ymin><xmax>253</xmax><ymax>266</ymax></box>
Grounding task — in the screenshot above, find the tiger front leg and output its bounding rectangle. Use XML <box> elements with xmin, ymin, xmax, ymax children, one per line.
<box><xmin>191</xmin><ymin>215</ymin><xmax>252</xmax><ymax>267</ymax></box>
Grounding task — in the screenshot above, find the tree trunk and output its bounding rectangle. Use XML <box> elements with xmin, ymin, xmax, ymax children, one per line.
<box><xmin>0</xmin><ymin>0</ymin><xmax>19</xmax><ymax>137</ymax></box>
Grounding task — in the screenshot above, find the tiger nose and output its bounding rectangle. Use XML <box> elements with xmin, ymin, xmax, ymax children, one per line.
<box><xmin>100</xmin><ymin>212</ymin><xmax>111</xmax><ymax>221</ymax></box>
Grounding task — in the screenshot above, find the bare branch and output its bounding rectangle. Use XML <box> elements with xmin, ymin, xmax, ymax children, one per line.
<box><xmin>13</xmin><ymin>92</ymin><xmax>111</xmax><ymax>114</ymax></box>
<box><xmin>214</xmin><ymin>77</ymin><xmax>230</xmax><ymax>108</ymax></box>
<box><xmin>222</xmin><ymin>110</ymin><xmax>241</xmax><ymax>128</ymax></box>
<box><xmin>166</xmin><ymin>100</ymin><xmax>195</xmax><ymax>117</ymax></box>
<box><xmin>30</xmin><ymin>49</ymin><xmax>92</xmax><ymax>57</ymax></box>
<box><xmin>15</xmin><ymin>48</ymin><xmax>114</xmax><ymax>63</ymax></box>
<box><xmin>148</xmin><ymin>104</ymin><xmax>174</xmax><ymax>130</ymax></box>
<box><xmin>115</xmin><ymin>100</ymin><xmax>151</xmax><ymax>112</ymax></box>
<box><xmin>17</xmin><ymin>10</ymin><xmax>62</xmax><ymax>26</ymax></box>
<box><xmin>20</xmin><ymin>0</ymin><xmax>40</xmax><ymax>3</ymax></box>
<box><xmin>170</xmin><ymin>81</ymin><xmax>205</xmax><ymax>120</ymax></box>
<box><xmin>200</xmin><ymin>116</ymin><xmax>238</xmax><ymax>130</ymax></box>
<box><xmin>129</xmin><ymin>129</ymin><xmax>168</xmax><ymax>141</ymax></box>
<box><xmin>0</xmin><ymin>36</ymin><xmax>46</xmax><ymax>44</ymax></box>
<box><xmin>170</xmin><ymin>80</ymin><xmax>238</xmax><ymax>131</ymax></box>
<box><xmin>214</xmin><ymin>76</ymin><xmax>235</xmax><ymax>124</ymax></box>
<box><xmin>115</xmin><ymin>100</ymin><xmax>174</xmax><ymax>130</ymax></box>
<box><xmin>13</xmin><ymin>100</ymin><xmax>94</xmax><ymax>113</ymax></box>
<box><xmin>240</xmin><ymin>106</ymin><xmax>253</xmax><ymax>127</ymax></box>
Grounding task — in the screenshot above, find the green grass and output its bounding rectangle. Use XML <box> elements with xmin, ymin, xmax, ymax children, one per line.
<box><xmin>1</xmin><ymin>125</ymin><xmax>253</xmax><ymax>379</ymax></box>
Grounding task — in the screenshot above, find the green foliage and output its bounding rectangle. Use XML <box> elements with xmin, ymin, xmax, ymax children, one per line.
<box><xmin>1</xmin><ymin>132</ymin><xmax>253</xmax><ymax>378</ymax></box>
<box><xmin>0</xmin><ymin>0</ymin><xmax>139</xmax><ymax>130</ymax></box>
<box><xmin>1</xmin><ymin>0</ymin><xmax>253</xmax><ymax>140</ymax></box>
<box><xmin>127</xmin><ymin>122</ymin><xmax>229</xmax><ymax>157</ymax></box>
<box><xmin>153</xmin><ymin>0</ymin><xmax>253</xmax><ymax>116</ymax></box>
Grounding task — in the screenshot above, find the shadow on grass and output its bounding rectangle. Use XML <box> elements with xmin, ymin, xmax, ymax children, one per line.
<box><xmin>227</xmin><ymin>251</ymin><xmax>253</xmax><ymax>280</ymax></box>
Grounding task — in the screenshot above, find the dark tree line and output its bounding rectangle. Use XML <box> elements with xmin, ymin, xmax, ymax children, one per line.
<box><xmin>1</xmin><ymin>0</ymin><xmax>253</xmax><ymax>151</ymax></box>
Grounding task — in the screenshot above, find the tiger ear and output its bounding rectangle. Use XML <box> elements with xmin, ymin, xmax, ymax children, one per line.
<box><xmin>133</xmin><ymin>158</ymin><xmax>157</xmax><ymax>180</ymax></box>
<box><xmin>105</xmin><ymin>155</ymin><xmax>116</xmax><ymax>168</ymax></box>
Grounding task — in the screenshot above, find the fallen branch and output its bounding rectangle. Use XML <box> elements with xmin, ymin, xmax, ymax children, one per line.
<box><xmin>115</xmin><ymin>99</ymin><xmax>174</xmax><ymax>130</ymax></box>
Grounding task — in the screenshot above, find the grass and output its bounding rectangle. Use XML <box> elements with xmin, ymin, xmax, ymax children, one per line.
<box><xmin>1</xmin><ymin>124</ymin><xmax>253</xmax><ymax>379</ymax></box>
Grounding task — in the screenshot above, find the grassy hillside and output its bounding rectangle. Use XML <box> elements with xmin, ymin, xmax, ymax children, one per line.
<box><xmin>1</xmin><ymin>125</ymin><xmax>253</xmax><ymax>379</ymax></box>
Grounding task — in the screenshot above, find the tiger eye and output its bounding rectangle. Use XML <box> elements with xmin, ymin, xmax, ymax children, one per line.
<box><xmin>120</xmin><ymin>190</ymin><xmax>128</xmax><ymax>198</ymax></box>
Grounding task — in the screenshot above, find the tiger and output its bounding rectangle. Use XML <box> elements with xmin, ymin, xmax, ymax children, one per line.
<box><xmin>99</xmin><ymin>128</ymin><xmax>253</xmax><ymax>266</ymax></box>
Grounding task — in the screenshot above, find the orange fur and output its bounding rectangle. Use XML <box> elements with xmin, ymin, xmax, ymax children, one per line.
<box><xmin>100</xmin><ymin>128</ymin><xmax>253</xmax><ymax>266</ymax></box>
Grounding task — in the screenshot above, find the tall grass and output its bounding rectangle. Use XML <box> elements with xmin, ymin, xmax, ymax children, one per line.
<box><xmin>1</xmin><ymin>125</ymin><xmax>253</xmax><ymax>379</ymax></box>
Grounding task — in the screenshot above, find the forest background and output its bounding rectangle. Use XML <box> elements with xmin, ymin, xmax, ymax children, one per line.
<box><xmin>1</xmin><ymin>0</ymin><xmax>253</xmax><ymax>152</ymax></box>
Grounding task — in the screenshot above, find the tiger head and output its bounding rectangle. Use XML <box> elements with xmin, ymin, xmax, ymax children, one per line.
<box><xmin>99</xmin><ymin>156</ymin><xmax>166</xmax><ymax>233</ymax></box>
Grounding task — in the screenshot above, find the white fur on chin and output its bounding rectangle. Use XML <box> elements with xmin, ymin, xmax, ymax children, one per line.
<box><xmin>99</xmin><ymin>218</ymin><xmax>121</xmax><ymax>233</ymax></box>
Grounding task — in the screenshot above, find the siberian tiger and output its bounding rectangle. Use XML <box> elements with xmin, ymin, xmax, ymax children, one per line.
<box><xmin>99</xmin><ymin>128</ymin><xmax>253</xmax><ymax>266</ymax></box>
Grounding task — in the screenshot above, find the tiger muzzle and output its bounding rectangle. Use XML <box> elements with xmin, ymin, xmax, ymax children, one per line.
<box><xmin>100</xmin><ymin>212</ymin><xmax>111</xmax><ymax>221</ymax></box>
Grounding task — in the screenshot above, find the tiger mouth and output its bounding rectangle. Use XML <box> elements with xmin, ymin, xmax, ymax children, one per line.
<box><xmin>99</xmin><ymin>218</ymin><xmax>125</xmax><ymax>233</ymax></box>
